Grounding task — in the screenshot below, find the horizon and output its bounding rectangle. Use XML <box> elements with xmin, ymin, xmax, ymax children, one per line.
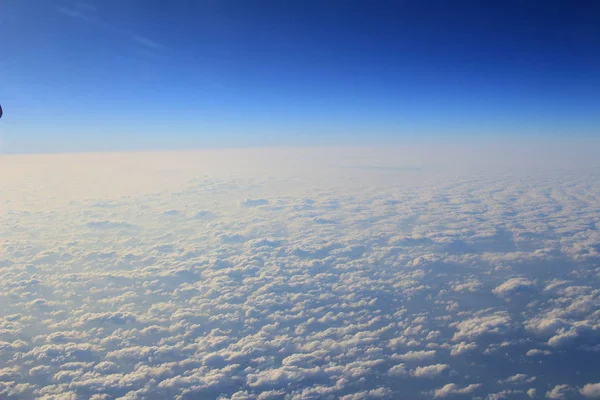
<box><xmin>2</xmin><ymin>132</ymin><xmax>600</xmax><ymax>156</ymax></box>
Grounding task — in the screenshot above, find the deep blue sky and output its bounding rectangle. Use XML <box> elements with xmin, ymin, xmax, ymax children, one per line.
<box><xmin>1</xmin><ymin>0</ymin><xmax>600</xmax><ymax>152</ymax></box>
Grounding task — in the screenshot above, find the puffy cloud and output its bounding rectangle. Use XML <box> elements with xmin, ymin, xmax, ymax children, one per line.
<box><xmin>547</xmin><ymin>329</ymin><xmax>579</xmax><ymax>347</ymax></box>
<box><xmin>85</xmin><ymin>220</ymin><xmax>138</xmax><ymax>230</ymax></box>
<box><xmin>451</xmin><ymin>312</ymin><xmax>512</xmax><ymax>341</ymax></box>
<box><xmin>581</xmin><ymin>383</ymin><xmax>600</xmax><ymax>399</ymax></box>
<box><xmin>498</xmin><ymin>374</ymin><xmax>536</xmax><ymax>385</ymax></box>
<box><xmin>387</xmin><ymin>364</ymin><xmax>407</xmax><ymax>376</ymax></box>
<box><xmin>525</xmin><ymin>349</ymin><xmax>552</xmax><ymax>357</ymax></box>
<box><xmin>450</xmin><ymin>342</ymin><xmax>477</xmax><ymax>356</ymax></box>
<box><xmin>525</xmin><ymin>318</ymin><xmax>570</xmax><ymax>337</ymax></box>
<box><xmin>340</xmin><ymin>388</ymin><xmax>392</xmax><ymax>399</ymax></box>
<box><xmin>452</xmin><ymin>279</ymin><xmax>483</xmax><ymax>293</ymax></box>
<box><xmin>545</xmin><ymin>385</ymin><xmax>575</xmax><ymax>399</ymax></box>
<box><xmin>492</xmin><ymin>278</ymin><xmax>536</xmax><ymax>298</ymax></box>
<box><xmin>394</xmin><ymin>350</ymin><xmax>437</xmax><ymax>361</ymax></box>
<box><xmin>434</xmin><ymin>383</ymin><xmax>481</xmax><ymax>398</ymax></box>
<box><xmin>2</xmin><ymin>148</ymin><xmax>600</xmax><ymax>399</ymax></box>
<box><xmin>191</xmin><ymin>210</ymin><xmax>217</xmax><ymax>220</ymax></box>
<box><xmin>246</xmin><ymin>366</ymin><xmax>325</xmax><ymax>389</ymax></box>
<box><xmin>412</xmin><ymin>364</ymin><xmax>449</xmax><ymax>378</ymax></box>
<box><xmin>240</xmin><ymin>198</ymin><xmax>269</xmax><ymax>207</ymax></box>
<box><xmin>487</xmin><ymin>390</ymin><xmax>525</xmax><ymax>400</ymax></box>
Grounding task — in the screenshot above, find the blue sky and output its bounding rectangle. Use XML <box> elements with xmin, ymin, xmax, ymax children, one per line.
<box><xmin>1</xmin><ymin>0</ymin><xmax>600</xmax><ymax>153</ymax></box>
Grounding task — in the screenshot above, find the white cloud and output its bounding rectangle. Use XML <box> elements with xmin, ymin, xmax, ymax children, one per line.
<box><xmin>451</xmin><ymin>312</ymin><xmax>512</xmax><ymax>341</ymax></box>
<box><xmin>450</xmin><ymin>341</ymin><xmax>477</xmax><ymax>356</ymax></box>
<box><xmin>240</xmin><ymin>198</ymin><xmax>269</xmax><ymax>207</ymax></box>
<box><xmin>493</xmin><ymin>278</ymin><xmax>535</xmax><ymax>298</ymax></box>
<box><xmin>545</xmin><ymin>385</ymin><xmax>575</xmax><ymax>399</ymax></box>
<box><xmin>412</xmin><ymin>364</ymin><xmax>449</xmax><ymax>378</ymax></box>
<box><xmin>1</xmin><ymin>148</ymin><xmax>600</xmax><ymax>398</ymax></box>
<box><xmin>581</xmin><ymin>383</ymin><xmax>600</xmax><ymax>399</ymax></box>
<box><xmin>452</xmin><ymin>279</ymin><xmax>483</xmax><ymax>293</ymax></box>
<box><xmin>487</xmin><ymin>390</ymin><xmax>525</xmax><ymax>400</ymax></box>
<box><xmin>525</xmin><ymin>349</ymin><xmax>552</xmax><ymax>357</ymax></box>
<box><xmin>394</xmin><ymin>350</ymin><xmax>437</xmax><ymax>361</ymax></box>
<box><xmin>498</xmin><ymin>373</ymin><xmax>536</xmax><ymax>385</ymax></box>
<box><xmin>434</xmin><ymin>383</ymin><xmax>481</xmax><ymax>398</ymax></box>
<box><xmin>547</xmin><ymin>329</ymin><xmax>579</xmax><ymax>347</ymax></box>
<box><xmin>387</xmin><ymin>364</ymin><xmax>407</xmax><ymax>376</ymax></box>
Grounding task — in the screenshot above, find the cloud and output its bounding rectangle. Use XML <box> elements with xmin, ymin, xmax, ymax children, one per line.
<box><xmin>161</xmin><ymin>209</ymin><xmax>181</xmax><ymax>217</ymax></box>
<box><xmin>56</xmin><ymin>2</ymin><xmax>164</xmax><ymax>54</ymax></box>
<box><xmin>2</xmin><ymin>148</ymin><xmax>600</xmax><ymax>398</ymax></box>
<box><xmin>545</xmin><ymin>385</ymin><xmax>575</xmax><ymax>399</ymax></box>
<box><xmin>492</xmin><ymin>278</ymin><xmax>536</xmax><ymax>298</ymax></box>
<box><xmin>57</xmin><ymin>6</ymin><xmax>86</xmax><ymax>18</ymax></box>
<box><xmin>85</xmin><ymin>220</ymin><xmax>137</xmax><ymax>230</ymax></box>
<box><xmin>451</xmin><ymin>311</ymin><xmax>512</xmax><ymax>341</ymax></box>
<box><xmin>191</xmin><ymin>210</ymin><xmax>217</xmax><ymax>220</ymax></box>
<box><xmin>412</xmin><ymin>364</ymin><xmax>449</xmax><ymax>378</ymax></box>
<box><xmin>452</xmin><ymin>279</ymin><xmax>483</xmax><ymax>293</ymax></box>
<box><xmin>547</xmin><ymin>329</ymin><xmax>579</xmax><ymax>347</ymax></box>
<box><xmin>434</xmin><ymin>383</ymin><xmax>481</xmax><ymax>398</ymax></box>
<box><xmin>387</xmin><ymin>364</ymin><xmax>407</xmax><ymax>376</ymax></box>
<box><xmin>581</xmin><ymin>383</ymin><xmax>600</xmax><ymax>398</ymax></box>
<box><xmin>240</xmin><ymin>198</ymin><xmax>269</xmax><ymax>207</ymax></box>
<box><xmin>525</xmin><ymin>349</ymin><xmax>552</xmax><ymax>356</ymax></box>
<box><xmin>132</xmin><ymin>35</ymin><xmax>164</xmax><ymax>50</ymax></box>
<box><xmin>450</xmin><ymin>342</ymin><xmax>477</xmax><ymax>356</ymax></box>
<box><xmin>246</xmin><ymin>366</ymin><xmax>325</xmax><ymax>389</ymax></box>
<box><xmin>394</xmin><ymin>350</ymin><xmax>437</xmax><ymax>361</ymax></box>
<box><xmin>487</xmin><ymin>390</ymin><xmax>526</xmax><ymax>400</ymax></box>
<box><xmin>498</xmin><ymin>373</ymin><xmax>536</xmax><ymax>385</ymax></box>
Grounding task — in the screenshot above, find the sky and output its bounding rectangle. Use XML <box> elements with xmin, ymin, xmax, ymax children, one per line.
<box><xmin>1</xmin><ymin>0</ymin><xmax>600</xmax><ymax>152</ymax></box>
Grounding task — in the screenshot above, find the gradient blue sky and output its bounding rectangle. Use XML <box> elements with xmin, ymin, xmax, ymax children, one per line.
<box><xmin>1</xmin><ymin>0</ymin><xmax>600</xmax><ymax>153</ymax></box>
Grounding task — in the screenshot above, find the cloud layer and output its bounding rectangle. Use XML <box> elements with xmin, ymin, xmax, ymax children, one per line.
<box><xmin>1</xmin><ymin>148</ymin><xmax>600</xmax><ymax>399</ymax></box>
